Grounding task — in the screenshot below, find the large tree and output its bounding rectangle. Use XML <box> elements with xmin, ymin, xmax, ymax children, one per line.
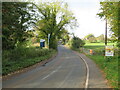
<box><xmin>34</xmin><ymin>1</ymin><xmax>77</xmax><ymax>50</ymax></box>
<box><xmin>84</xmin><ymin>34</ymin><xmax>96</xmax><ymax>43</ymax></box>
<box><xmin>97</xmin><ymin>1</ymin><xmax>120</xmax><ymax>45</ymax></box>
<box><xmin>2</xmin><ymin>2</ymin><xmax>37</xmax><ymax>50</ymax></box>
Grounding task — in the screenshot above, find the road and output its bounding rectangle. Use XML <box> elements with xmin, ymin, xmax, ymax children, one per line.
<box><xmin>2</xmin><ymin>45</ymin><xmax>108</xmax><ymax>88</ymax></box>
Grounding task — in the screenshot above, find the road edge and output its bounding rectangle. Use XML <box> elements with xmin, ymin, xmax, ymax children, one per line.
<box><xmin>73</xmin><ymin>51</ymin><xmax>89</xmax><ymax>89</ymax></box>
<box><xmin>64</xmin><ymin>45</ymin><xmax>89</xmax><ymax>89</ymax></box>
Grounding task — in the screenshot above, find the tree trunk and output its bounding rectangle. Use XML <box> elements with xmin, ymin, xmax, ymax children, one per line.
<box><xmin>49</xmin><ymin>36</ymin><xmax>58</xmax><ymax>50</ymax></box>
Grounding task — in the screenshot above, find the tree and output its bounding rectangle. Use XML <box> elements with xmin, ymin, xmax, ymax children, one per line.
<box><xmin>97</xmin><ymin>34</ymin><xmax>104</xmax><ymax>43</ymax></box>
<box><xmin>58</xmin><ymin>29</ymin><xmax>70</xmax><ymax>45</ymax></box>
<box><xmin>70</xmin><ymin>36</ymin><xmax>85</xmax><ymax>49</ymax></box>
<box><xmin>97</xmin><ymin>2</ymin><xmax>120</xmax><ymax>45</ymax></box>
<box><xmin>84</xmin><ymin>34</ymin><xmax>96</xmax><ymax>43</ymax></box>
<box><xmin>34</xmin><ymin>1</ymin><xmax>77</xmax><ymax>50</ymax></box>
<box><xmin>2</xmin><ymin>2</ymin><xmax>37</xmax><ymax>50</ymax></box>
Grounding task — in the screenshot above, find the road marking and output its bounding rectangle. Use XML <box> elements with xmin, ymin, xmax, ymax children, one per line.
<box><xmin>80</xmin><ymin>56</ymin><xmax>89</xmax><ymax>89</ymax></box>
<box><xmin>74</xmin><ymin>52</ymin><xmax>89</xmax><ymax>89</ymax></box>
<box><xmin>41</xmin><ymin>66</ymin><xmax>62</xmax><ymax>80</ymax></box>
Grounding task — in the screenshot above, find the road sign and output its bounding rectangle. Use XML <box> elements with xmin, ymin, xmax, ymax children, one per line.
<box><xmin>105</xmin><ymin>45</ymin><xmax>114</xmax><ymax>56</ymax></box>
<box><xmin>40</xmin><ymin>39</ymin><xmax>45</xmax><ymax>42</ymax></box>
<box><xmin>40</xmin><ymin>39</ymin><xmax>45</xmax><ymax>48</ymax></box>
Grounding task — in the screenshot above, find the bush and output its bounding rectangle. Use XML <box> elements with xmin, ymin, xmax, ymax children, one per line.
<box><xmin>116</xmin><ymin>42</ymin><xmax>120</xmax><ymax>47</ymax></box>
<box><xmin>2</xmin><ymin>47</ymin><xmax>55</xmax><ymax>61</ymax></box>
<box><xmin>69</xmin><ymin>36</ymin><xmax>85</xmax><ymax>49</ymax></box>
<box><xmin>2</xmin><ymin>47</ymin><xmax>56</xmax><ymax>75</ymax></box>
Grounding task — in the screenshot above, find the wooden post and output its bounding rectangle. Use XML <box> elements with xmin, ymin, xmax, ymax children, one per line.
<box><xmin>105</xmin><ymin>19</ymin><xmax>107</xmax><ymax>46</ymax></box>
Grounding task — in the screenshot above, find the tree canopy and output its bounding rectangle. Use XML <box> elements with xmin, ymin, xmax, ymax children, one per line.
<box><xmin>34</xmin><ymin>1</ymin><xmax>78</xmax><ymax>49</ymax></box>
<box><xmin>84</xmin><ymin>34</ymin><xmax>96</xmax><ymax>43</ymax></box>
<box><xmin>2</xmin><ymin>2</ymin><xmax>37</xmax><ymax>50</ymax></box>
<box><xmin>97</xmin><ymin>1</ymin><xmax>120</xmax><ymax>44</ymax></box>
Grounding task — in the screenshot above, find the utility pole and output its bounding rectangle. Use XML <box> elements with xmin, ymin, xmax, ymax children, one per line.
<box><xmin>105</xmin><ymin>19</ymin><xmax>107</xmax><ymax>46</ymax></box>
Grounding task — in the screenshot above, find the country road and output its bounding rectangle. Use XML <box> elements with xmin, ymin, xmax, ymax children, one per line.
<box><xmin>2</xmin><ymin>45</ymin><xmax>108</xmax><ymax>88</ymax></box>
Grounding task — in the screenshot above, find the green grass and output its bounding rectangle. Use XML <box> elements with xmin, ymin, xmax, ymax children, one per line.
<box><xmin>84</xmin><ymin>42</ymin><xmax>116</xmax><ymax>50</ymax></box>
<box><xmin>85</xmin><ymin>42</ymin><xmax>116</xmax><ymax>46</ymax></box>
<box><xmin>82</xmin><ymin>43</ymin><xmax>118</xmax><ymax>88</ymax></box>
<box><xmin>2</xmin><ymin>47</ymin><xmax>57</xmax><ymax>75</ymax></box>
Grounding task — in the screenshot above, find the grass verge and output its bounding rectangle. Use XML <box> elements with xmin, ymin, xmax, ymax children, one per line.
<box><xmin>83</xmin><ymin>43</ymin><xmax>118</xmax><ymax>88</ymax></box>
<box><xmin>2</xmin><ymin>47</ymin><xmax>57</xmax><ymax>76</ymax></box>
<box><xmin>87</xmin><ymin>55</ymin><xmax>118</xmax><ymax>88</ymax></box>
<box><xmin>69</xmin><ymin>42</ymin><xmax>118</xmax><ymax>88</ymax></box>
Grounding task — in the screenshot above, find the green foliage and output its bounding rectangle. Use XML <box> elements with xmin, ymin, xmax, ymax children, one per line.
<box><xmin>49</xmin><ymin>37</ymin><xmax>58</xmax><ymax>50</ymax></box>
<box><xmin>97</xmin><ymin>2</ymin><xmax>120</xmax><ymax>44</ymax></box>
<box><xmin>34</xmin><ymin>1</ymin><xmax>77</xmax><ymax>50</ymax></box>
<box><xmin>2</xmin><ymin>2</ymin><xmax>37</xmax><ymax>50</ymax></box>
<box><xmin>3</xmin><ymin>47</ymin><xmax>53</xmax><ymax>61</ymax></box>
<box><xmin>69</xmin><ymin>36</ymin><xmax>85</xmax><ymax>49</ymax></box>
<box><xmin>97</xmin><ymin>34</ymin><xmax>104</xmax><ymax>43</ymax></box>
<box><xmin>84</xmin><ymin>34</ymin><xmax>97</xmax><ymax>43</ymax></box>
<box><xmin>2</xmin><ymin>47</ymin><xmax>56</xmax><ymax>75</ymax></box>
<box><xmin>116</xmin><ymin>42</ymin><xmax>120</xmax><ymax>47</ymax></box>
<box><xmin>58</xmin><ymin>29</ymin><xmax>70</xmax><ymax>45</ymax></box>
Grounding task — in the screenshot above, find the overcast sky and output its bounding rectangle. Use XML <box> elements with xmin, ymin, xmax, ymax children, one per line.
<box><xmin>64</xmin><ymin>0</ymin><xmax>106</xmax><ymax>38</ymax></box>
<box><xmin>35</xmin><ymin>0</ymin><xmax>107</xmax><ymax>39</ymax></box>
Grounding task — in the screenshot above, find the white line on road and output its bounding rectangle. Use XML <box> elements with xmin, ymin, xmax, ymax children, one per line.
<box><xmin>41</xmin><ymin>66</ymin><xmax>62</xmax><ymax>80</ymax></box>
<box><xmin>74</xmin><ymin>52</ymin><xmax>89</xmax><ymax>89</ymax></box>
<box><xmin>80</xmin><ymin>56</ymin><xmax>89</xmax><ymax>89</ymax></box>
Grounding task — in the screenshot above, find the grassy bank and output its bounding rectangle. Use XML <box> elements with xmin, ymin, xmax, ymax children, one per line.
<box><xmin>83</xmin><ymin>43</ymin><xmax>118</xmax><ymax>88</ymax></box>
<box><xmin>2</xmin><ymin>47</ymin><xmax>57</xmax><ymax>76</ymax></box>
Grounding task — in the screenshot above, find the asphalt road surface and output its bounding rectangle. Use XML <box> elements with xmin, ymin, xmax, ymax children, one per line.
<box><xmin>3</xmin><ymin>45</ymin><xmax>108</xmax><ymax>88</ymax></box>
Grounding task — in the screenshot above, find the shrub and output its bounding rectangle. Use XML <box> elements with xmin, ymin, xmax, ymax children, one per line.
<box><xmin>2</xmin><ymin>47</ymin><xmax>56</xmax><ymax>75</ymax></box>
<box><xmin>2</xmin><ymin>47</ymin><xmax>55</xmax><ymax>61</ymax></box>
<box><xmin>69</xmin><ymin>36</ymin><xmax>85</xmax><ymax>49</ymax></box>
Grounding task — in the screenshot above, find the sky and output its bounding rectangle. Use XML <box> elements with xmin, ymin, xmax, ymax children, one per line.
<box><xmin>35</xmin><ymin>0</ymin><xmax>107</xmax><ymax>39</ymax></box>
<box><xmin>64</xmin><ymin>0</ymin><xmax>106</xmax><ymax>38</ymax></box>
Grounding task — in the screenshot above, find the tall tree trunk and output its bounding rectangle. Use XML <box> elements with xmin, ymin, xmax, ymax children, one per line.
<box><xmin>49</xmin><ymin>35</ymin><xmax>58</xmax><ymax>50</ymax></box>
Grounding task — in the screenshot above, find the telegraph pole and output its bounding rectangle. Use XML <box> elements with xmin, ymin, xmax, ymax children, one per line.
<box><xmin>105</xmin><ymin>19</ymin><xmax>107</xmax><ymax>46</ymax></box>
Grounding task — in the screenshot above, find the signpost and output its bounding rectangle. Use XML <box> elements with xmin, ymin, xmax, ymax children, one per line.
<box><xmin>105</xmin><ymin>45</ymin><xmax>114</xmax><ymax>56</ymax></box>
<box><xmin>48</xmin><ymin>34</ymin><xmax>50</xmax><ymax>49</ymax></box>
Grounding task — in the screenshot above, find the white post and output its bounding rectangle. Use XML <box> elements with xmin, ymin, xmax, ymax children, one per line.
<box><xmin>48</xmin><ymin>34</ymin><xmax>50</xmax><ymax>49</ymax></box>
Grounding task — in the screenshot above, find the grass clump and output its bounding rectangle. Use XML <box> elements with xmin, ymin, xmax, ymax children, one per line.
<box><xmin>2</xmin><ymin>47</ymin><xmax>56</xmax><ymax>75</ymax></box>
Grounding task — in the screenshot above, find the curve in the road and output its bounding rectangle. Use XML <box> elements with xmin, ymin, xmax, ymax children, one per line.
<box><xmin>73</xmin><ymin>51</ymin><xmax>89</xmax><ymax>89</ymax></box>
<box><xmin>3</xmin><ymin>45</ymin><xmax>108</xmax><ymax>88</ymax></box>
